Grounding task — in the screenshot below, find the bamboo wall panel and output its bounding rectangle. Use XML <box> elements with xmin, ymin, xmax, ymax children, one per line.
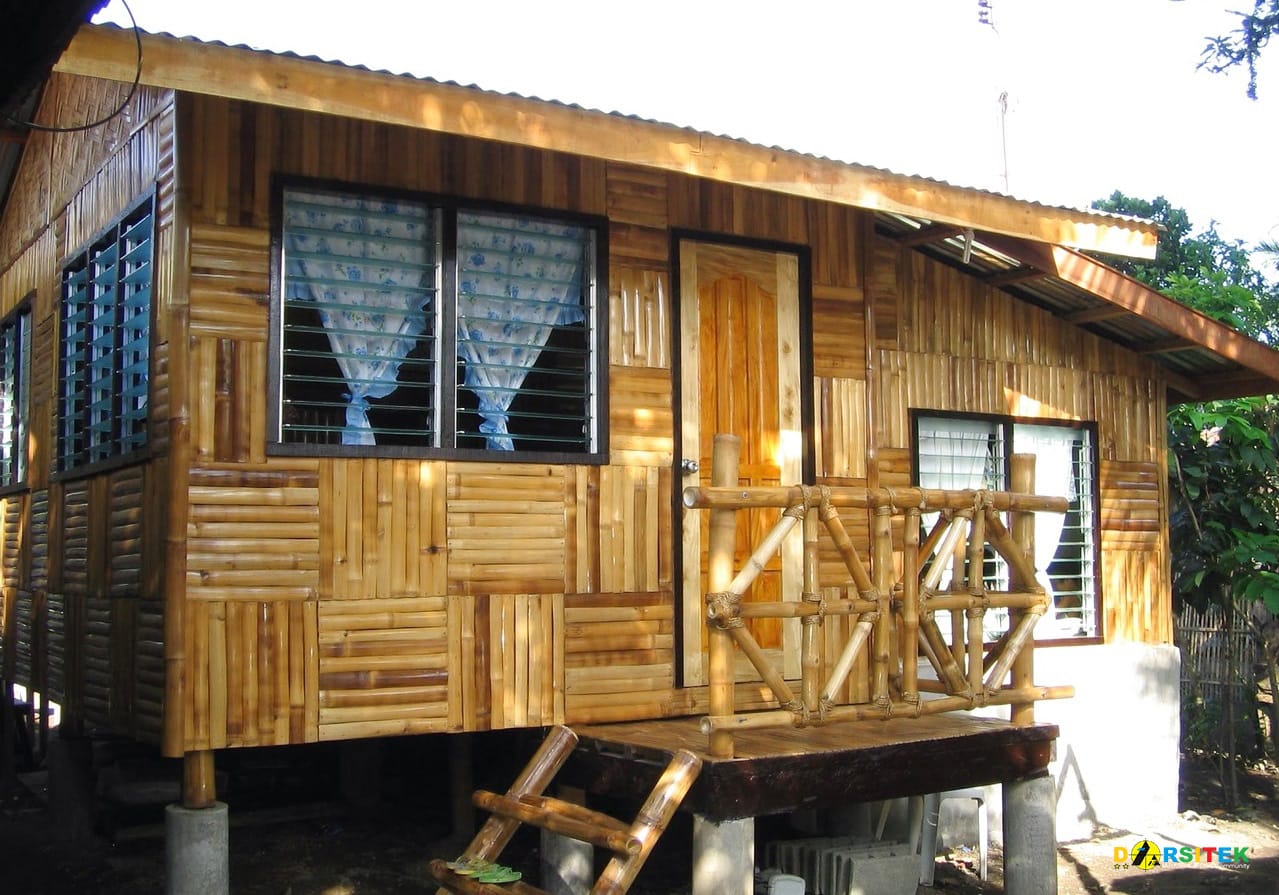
<box><xmin>109</xmin><ymin>467</ymin><xmax>145</xmax><ymax>598</ymax></box>
<box><xmin>609</xmin><ymin>366</ymin><xmax>674</xmax><ymax>467</ymax></box>
<box><xmin>812</xmin><ymin>285</ymin><xmax>866</xmax><ymax>378</ymax></box>
<box><xmin>446</xmin><ymin>464</ymin><xmax>567</xmax><ymax>596</ymax></box>
<box><xmin>568</xmin><ymin>466</ymin><xmax>666</xmax><ymax>595</ymax></box>
<box><xmin>610</xmin><ymin>268</ymin><xmax>670</xmax><ymax>368</ymax></box>
<box><xmin>816</xmin><ymin>377</ymin><xmax>868</xmax><ymax>479</ymax></box>
<box><xmin>46</xmin><ymin>591</ymin><xmax>65</xmax><ymax>700</ymax></box>
<box><xmin>134</xmin><ymin>596</ymin><xmax>164</xmax><ymax>739</ymax></box>
<box><xmin>187</xmin><ymin>467</ymin><xmax>321</xmax><ymax>603</ymax></box>
<box><xmin>319</xmin><ymin>459</ymin><xmax>447</xmax><ymax>601</ymax></box>
<box><xmin>607</xmin><ymin>162</ymin><xmax>668</xmax><ymax>269</ymax></box>
<box><xmin>9</xmin><ymin>591</ymin><xmax>31</xmax><ymax>687</ymax></box>
<box><xmin>82</xmin><ymin>595</ymin><xmax>111</xmax><ymax>727</ymax></box>
<box><xmin>472</xmin><ymin>592</ymin><xmax>562</xmax><ymax>730</ymax></box>
<box><xmin>1</xmin><ymin>492</ymin><xmax>22</xmax><ymax>590</ymax></box>
<box><xmin>317</xmin><ymin>595</ymin><xmax>452</xmax><ymax>740</ymax></box>
<box><xmin>183</xmin><ymin>598</ymin><xmax>312</xmax><ymax>748</ymax></box>
<box><xmin>564</xmin><ymin>591</ymin><xmax>674</xmax><ymax>724</ymax></box>
<box><xmin>808</xmin><ymin>204</ymin><xmax>864</xmax><ymax>292</ymax></box>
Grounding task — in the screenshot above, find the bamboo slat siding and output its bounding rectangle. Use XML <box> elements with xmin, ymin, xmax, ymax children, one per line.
<box><xmin>318</xmin><ymin>595</ymin><xmax>453</xmax><ymax>740</ymax></box>
<box><xmin>564</xmin><ymin>591</ymin><xmax>675</xmax><ymax>724</ymax></box>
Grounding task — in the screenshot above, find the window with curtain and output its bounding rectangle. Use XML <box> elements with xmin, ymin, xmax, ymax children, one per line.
<box><xmin>59</xmin><ymin>198</ymin><xmax>154</xmax><ymax>472</ymax></box>
<box><xmin>0</xmin><ymin>303</ymin><xmax>31</xmax><ymax>488</ymax></box>
<box><xmin>275</xmin><ymin>185</ymin><xmax>601</xmax><ymax>457</ymax></box>
<box><xmin>914</xmin><ymin>413</ymin><xmax>1098</xmax><ymax>640</ymax></box>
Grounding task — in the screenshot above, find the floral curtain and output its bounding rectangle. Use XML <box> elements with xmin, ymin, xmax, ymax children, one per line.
<box><xmin>284</xmin><ymin>190</ymin><xmax>432</xmax><ymax>445</ymax></box>
<box><xmin>456</xmin><ymin>212</ymin><xmax>586</xmax><ymax>450</ymax></box>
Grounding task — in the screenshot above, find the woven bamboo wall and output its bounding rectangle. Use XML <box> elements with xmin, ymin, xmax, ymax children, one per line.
<box><xmin>0</xmin><ymin>73</ymin><xmax>175</xmax><ymax>741</ymax></box>
<box><xmin>166</xmin><ymin>95</ymin><xmax>875</xmax><ymax>746</ymax></box>
<box><xmin>871</xmin><ymin>235</ymin><xmax>1173</xmax><ymax>644</ymax></box>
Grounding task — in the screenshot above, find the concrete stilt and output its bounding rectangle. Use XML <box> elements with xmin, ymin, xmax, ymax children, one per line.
<box><xmin>165</xmin><ymin>801</ymin><xmax>229</xmax><ymax>895</ymax></box>
<box><xmin>1002</xmin><ymin>772</ymin><xmax>1057</xmax><ymax>895</ymax></box>
<box><xmin>541</xmin><ymin>827</ymin><xmax>593</xmax><ymax>895</ymax></box>
<box><xmin>692</xmin><ymin>815</ymin><xmax>754</xmax><ymax>895</ymax></box>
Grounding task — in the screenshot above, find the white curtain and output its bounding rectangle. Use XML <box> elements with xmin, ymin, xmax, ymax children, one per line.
<box><xmin>284</xmin><ymin>190</ymin><xmax>432</xmax><ymax>445</ymax></box>
<box><xmin>1013</xmin><ymin>425</ymin><xmax>1079</xmax><ymax>631</ymax></box>
<box><xmin>456</xmin><ymin>212</ymin><xmax>585</xmax><ymax>450</ymax></box>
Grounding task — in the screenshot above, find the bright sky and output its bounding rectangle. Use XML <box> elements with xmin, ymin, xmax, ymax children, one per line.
<box><xmin>93</xmin><ymin>0</ymin><xmax>1279</xmax><ymax>252</ymax></box>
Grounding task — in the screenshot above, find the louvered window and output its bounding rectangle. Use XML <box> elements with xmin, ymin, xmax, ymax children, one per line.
<box><xmin>0</xmin><ymin>304</ymin><xmax>31</xmax><ymax>488</ymax></box>
<box><xmin>275</xmin><ymin>185</ymin><xmax>602</xmax><ymax>458</ymax></box>
<box><xmin>913</xmin><ymin>412</ymin><xmax>1099</xmax><ymax>640</ymax></box>
<box><xmin>59</xmin><ymin>199</ymin><xmax>154</xmax><ymax>471</ymax></box>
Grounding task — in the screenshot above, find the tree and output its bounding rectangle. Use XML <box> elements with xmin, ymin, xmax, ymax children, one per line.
<box><xmin>1201</xmin><ymin>0</ymin><xmax>1279</xmax><ymax>99</ymax></box>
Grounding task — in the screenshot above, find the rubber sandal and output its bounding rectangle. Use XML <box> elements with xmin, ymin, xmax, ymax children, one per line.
<box><xmin>446</xmin><ymin>857</ymin><xmax>493</xmax><ymax>876</ymax></box>
<box><xmin>476</xmin><ymin>866</ymin><xmax>522</xmax><ymax>884</ymax></box>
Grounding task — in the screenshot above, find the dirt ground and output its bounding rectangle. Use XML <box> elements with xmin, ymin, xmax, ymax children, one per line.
<box><xmin>2</xmin><ymin>744</ymin><xmax>1279</xmax><ymax>894</ymax></box>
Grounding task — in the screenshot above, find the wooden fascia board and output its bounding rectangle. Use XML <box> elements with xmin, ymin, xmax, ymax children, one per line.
<box><xmin>53</xmin><ymin>25</ymin><xmax>1159</xmax><ymax>259</ymax></box>
<box><xmin>978</xmin><ymin>232</ymin><xmax>1279</xmax><ymax>393</ymax></box>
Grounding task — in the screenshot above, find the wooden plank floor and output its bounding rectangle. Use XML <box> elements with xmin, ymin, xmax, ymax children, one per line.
<box><xmin>566</xmin><ymin>714</ymin><xmax>1058</xmax><ymax>820</ymax></box>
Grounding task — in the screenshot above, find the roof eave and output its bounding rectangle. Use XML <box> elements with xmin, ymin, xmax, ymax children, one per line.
<box><xmin>52</xmin><ymin>24</ymin><xmax>1159</xmax><ymax>260</ymax></box>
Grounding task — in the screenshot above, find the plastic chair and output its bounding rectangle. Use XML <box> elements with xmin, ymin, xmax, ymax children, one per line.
<box><xmin>918</xmin><ymin>786</ymin><xmax>988</xmax><ymax>885</ymax></box>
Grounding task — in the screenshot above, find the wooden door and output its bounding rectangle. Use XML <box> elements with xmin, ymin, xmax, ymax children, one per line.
<box><xmin>679</xmin><ymin>241</ymin><xmax>803</xmax><ymax>686</ymax></box>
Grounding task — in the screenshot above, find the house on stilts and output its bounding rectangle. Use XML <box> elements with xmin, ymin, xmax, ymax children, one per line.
<box><xmin>3</xmin><ymin>21</ymin><xmax>1279</xmax><ymax>894</ymax></box>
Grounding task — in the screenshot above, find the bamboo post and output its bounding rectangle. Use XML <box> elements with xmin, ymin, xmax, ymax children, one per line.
<box><xmin>871</xmin><ymin>506</ymin><xmax>893</xmax><ymax>704</ymax></box>
<box><xmin>967</xmin><ymin>508</ymin><xmax>986</xmax><ymax>694</ymax></box>
<box><xmin>182</xmin><ymin>749</ymin><xmax>216</xmax><ymax>809</ymax></box>
<box><xmin>801</xmin><ymin>503</ymin><xmax>822</xmax><ymax>714</ymax></box>
<box><xmin>900</xmin><ymin>507</ymin><xmax>920</xmax><ymax>704</ymax></box>
<box><xmin>707</xmin><ymin>435</ymin><xmax>741</xmax><ymax>758</ymax></box>
<box><xmin>1009</xmin><ymin>453</ymin><xmax>1036</xmax><ymax>726</ymax></box>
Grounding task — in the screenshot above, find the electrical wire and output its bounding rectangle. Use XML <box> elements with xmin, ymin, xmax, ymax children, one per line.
<box><xmin>4</xmin><ymin>0</ymin><xmax>142</xmax><ymax>134</ymax></box>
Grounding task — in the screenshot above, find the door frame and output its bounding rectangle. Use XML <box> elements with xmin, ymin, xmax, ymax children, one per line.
<box><xmin>670</xmin><ymin>231</ymin><xmax>815</xmax><ymax>688</ymax></box>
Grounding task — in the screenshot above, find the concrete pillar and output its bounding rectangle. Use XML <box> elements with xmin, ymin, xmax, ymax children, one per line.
<box><xmin>1002</xmin><ymin>772</ymin><xmax>1057</xmax><ymax>895</ymax></box>
<box><xmin>541</xmin><ymin>828</ymin><xmax>593</xmax><ymax>895</ymax></box>
<box><xmin>692</xmin><ymin>815</ymin><xmax>754</xmax><ymax>895</ymax></box>
<box><xmin>165</xmin><ymin>801</ymin><xmax>229</xmax><ymax>895</ymax></box>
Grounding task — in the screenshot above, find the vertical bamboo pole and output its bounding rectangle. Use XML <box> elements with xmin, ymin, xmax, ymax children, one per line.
<box><xmin>707</xmin><ymin>435</ymin><xmax>741</xmax><ymax>758</ymax></box>
<box><xmin>801</xmin><ymin>504</ymin><xmax>822</xmax><ymax>714</ymax></box>
<box><xmin>164</xmin><ymin>98</ymin><xmax>195</xmax><ymax>759</ymax></box>
<box><xmin>900</xmin><ymin>507</ymin><xmax>920</xmax><ymax>703</ymax></box>
<box><xmin>183</xmin><ymin>749</ymin><xmax>216</xmax><ymax>809</ymax></box>
<box><xmin>871</xmin><ymin>505</ymin><xmax>893</xmax><ymax>703</ymax></box>
<box><xmin>1010</xmin><ymin>453</ymin><xmax>1036</xmax><ymax>726</ymax></box>
<box><xmin>949</xmin><ymin>517</ymin><xmax>967</xmax><ymax>668</ymax></box>
<box><xmin>967</xmin><ymin>509</ymin><xmax>986</xmax><ymax>694</ymax></box>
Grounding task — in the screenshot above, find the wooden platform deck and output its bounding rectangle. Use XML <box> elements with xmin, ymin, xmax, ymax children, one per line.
<box><xmin>564</xmin><ymin>714</ymin><xmax>1057</xmax><ymax>821</ymax></box>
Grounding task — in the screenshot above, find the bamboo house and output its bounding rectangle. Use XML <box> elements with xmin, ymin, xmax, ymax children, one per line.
<box><xmin>4</xmin><ymin>21</ymin><xmax>1279</xmax><ymax>893</ymax></box>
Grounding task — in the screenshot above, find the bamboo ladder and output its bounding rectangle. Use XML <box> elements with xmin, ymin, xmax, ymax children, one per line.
<box><xmin>429</xmin><ymin>725</ymin><xmax>702</xmax><ymax>895</ymax></box>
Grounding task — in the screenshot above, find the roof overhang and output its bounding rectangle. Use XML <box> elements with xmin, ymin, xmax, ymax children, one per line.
<box><xmin>43</xmin><ymin>25</ymin><xmax>1277</xmax><ymax>402</ymax></box>
<box><xmin>52</xmin><ymin>24</ymin><xmax>1160</xmax><ymax>260</ymax></box>
<box><xmin>876</xmin><ymin>216</ymin><xmax>1279</xmax><ymax>403</ymax></box>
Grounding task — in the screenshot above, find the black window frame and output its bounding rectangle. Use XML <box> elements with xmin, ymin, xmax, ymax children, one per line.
<box><xmin>56</xmin><ymin>194</ymin><xmax>156</xmax><ymax>477</ymax></box>
<box><xmin>0</xmin><ymin>296</ymin><xmax>33</xmax><ymax>493</ymax></box>
<box><xmin>910</xmin><ymin>409</ymin><xmax>1103</xmax><ymax>643</ymax></box>
<box><xmin>267</xmin><ymin>178</ymin><xmax>609</xmax><ymax>464</ymax></box>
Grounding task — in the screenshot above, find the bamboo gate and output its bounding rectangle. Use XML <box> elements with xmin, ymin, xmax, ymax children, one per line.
<box><xmin>688</xmin><ymin>434</ymin><xmax>1075</xmax><ymax>758</ymax></box>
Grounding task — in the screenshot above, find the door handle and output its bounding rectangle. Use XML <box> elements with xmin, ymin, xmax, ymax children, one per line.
<box><xmin>680</xmin><ymin>458</ymin><xmax>699</xmax><ymax>474</ymax></box>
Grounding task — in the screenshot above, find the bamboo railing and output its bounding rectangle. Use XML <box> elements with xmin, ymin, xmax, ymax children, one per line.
<box><xmin>687</xmin><ymin>434</ymin><xmax>1075</xmax><ymax>758</ymax></box>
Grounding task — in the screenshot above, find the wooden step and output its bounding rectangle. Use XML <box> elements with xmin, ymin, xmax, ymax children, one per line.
<box><xmin>472</xmin><ymin>790</ymin><xmax>641</xmax><ymax>855</ymax></box>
